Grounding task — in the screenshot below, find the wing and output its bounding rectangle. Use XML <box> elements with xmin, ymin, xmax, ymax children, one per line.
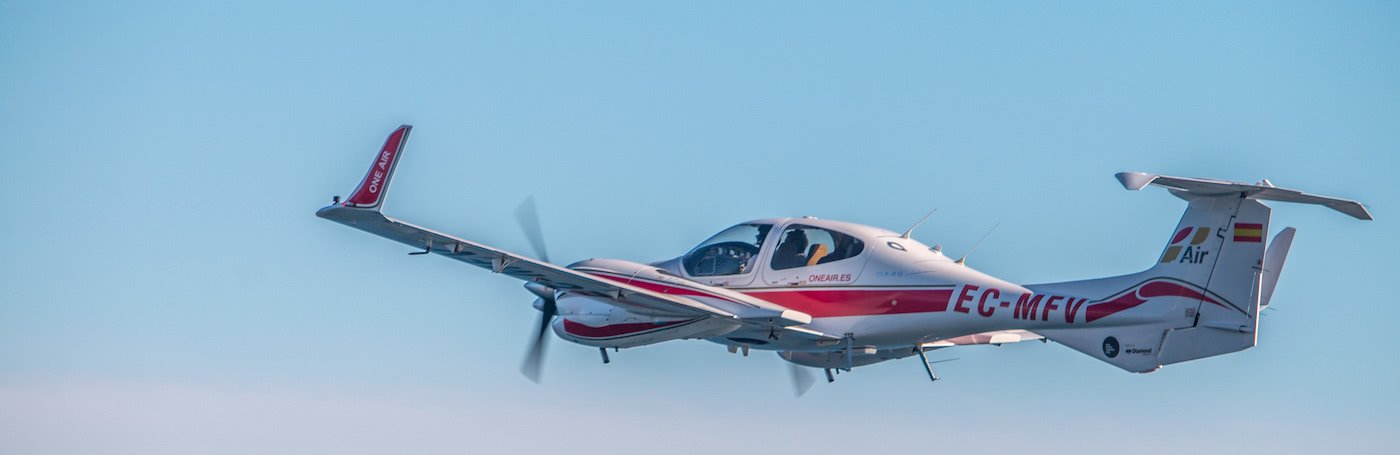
<box><xmin>319</xmin><ymin>205</ymin><xmax>728</xmax><ymax>317</ymax></box>
<box><xmin>920</xmin><ymin>329</ymin><xmax>1045</xmax><ymax>348</ymax></box>
<box><xmin>316</xmin><ymin>126</ymin><xmax>836</xmax><ymax>340</ymax></box>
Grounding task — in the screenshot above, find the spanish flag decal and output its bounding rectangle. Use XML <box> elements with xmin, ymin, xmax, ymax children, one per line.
<box><xmin>1233</xmin><ymin>223</ymin><xmax>1263</xmax><ymax>243</ymax></box>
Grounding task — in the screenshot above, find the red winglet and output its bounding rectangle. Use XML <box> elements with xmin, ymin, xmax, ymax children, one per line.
<box><xmin>345</xmin><ymin>125</ymin><xmax>412</xmax><ymax>209</ymax></box>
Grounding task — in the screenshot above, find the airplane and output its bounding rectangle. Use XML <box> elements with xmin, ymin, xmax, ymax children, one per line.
<box><xmin>316</xmin><ymin>125</ymin><xmax>1372</xmax><ymax>395</ymax></box>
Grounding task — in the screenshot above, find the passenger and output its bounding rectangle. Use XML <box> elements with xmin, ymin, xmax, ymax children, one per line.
<box><xmin>819</xmin><ymin>234</ymin><xmax>861</xmax><ymax>264</ymax></box>
<box><xmin>818</xmin><ymin>237</ymin><xmax>846</xmax><ymax>264</ymax></box>
<box><xmin>771</xmin><ymin>229</ymin><xmax>809</xmax><ymax>270</ymax></box>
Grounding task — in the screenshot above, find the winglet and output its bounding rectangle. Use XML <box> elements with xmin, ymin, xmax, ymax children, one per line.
<box><xmin>343</xmin><ymin>125</ymin><xmax>412</xmax><ymax>210</ymax></box>
<box><xmin>1115</xmin><ymin>171</ymin><xmax>1373</xmax><ymax>220</ymax></box>
<box><xmin>1115</xmin><ymin>172</ymin><xmax>1156</xmax><ymax>191</ymax></box>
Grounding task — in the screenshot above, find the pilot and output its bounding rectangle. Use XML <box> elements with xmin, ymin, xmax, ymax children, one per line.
<box><xmin>772</xmin><ymin>229</ymin><xmax>809</xmax><ymax>269</ymax></box>
<box><xmin>754</xmin><ymin>224</ymin><xmax>773</xmax><ymax>247</ymax></box>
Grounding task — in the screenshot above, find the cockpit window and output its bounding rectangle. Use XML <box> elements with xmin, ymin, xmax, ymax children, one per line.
<box><xmin>770</xmin><ymin>224</ymin><xmax>864</xmax><ymax>270</ymax></box>
<box><xmin>683</xmin><ymin>223</ymin><xmax>773</xmax><ymax>277</ymax></box>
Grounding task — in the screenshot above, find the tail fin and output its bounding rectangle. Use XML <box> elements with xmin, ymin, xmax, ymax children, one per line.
<box><xmin>1034</xmin><ymin>172</ymin><xmax>1368</xmax><ymax>372</ymax></box>
<box><xmin>342</xmin><ymin>125</ymin><xmax>412</xmax><ymax>210</ymax></box>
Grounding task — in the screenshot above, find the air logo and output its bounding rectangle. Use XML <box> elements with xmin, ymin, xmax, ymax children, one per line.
<box><xmin>1160</xmin><ymin>226</ymin><xmax>1211</xmax><ymax>264</ymax></box>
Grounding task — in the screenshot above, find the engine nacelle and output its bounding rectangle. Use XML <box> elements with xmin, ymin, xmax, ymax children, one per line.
<box><xmin>552</xmin><ymin>294</ymin><xmax>741</xmax><ymax>349</ymax></box>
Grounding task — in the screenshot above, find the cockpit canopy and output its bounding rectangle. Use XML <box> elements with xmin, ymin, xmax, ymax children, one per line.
<box><xmin>682</xmin><ymin>223</ymin><xmax>772</xmax><ymax>277</ymax></box>
<box><xmin>681</xmin><ymin>221</ymin><xmax>870</xmax><ymax>278</ymax></box>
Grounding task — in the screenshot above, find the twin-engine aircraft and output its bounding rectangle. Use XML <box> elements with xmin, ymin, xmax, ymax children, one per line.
<box><xmin>317</xmin><ymin>126</ymin><xmax>1371</xmax><ymax>395</ymax></box>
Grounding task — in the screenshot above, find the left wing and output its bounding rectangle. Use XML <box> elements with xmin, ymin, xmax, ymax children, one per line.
<box><xmin>316</xmin><ymin>126</ymin><xmax>833</xmax><ymax>340</ymax></box>
<box><xmin>319</xmin><ymin>205</ymin><xmax>732</xmax><ymax>318</ymax></box>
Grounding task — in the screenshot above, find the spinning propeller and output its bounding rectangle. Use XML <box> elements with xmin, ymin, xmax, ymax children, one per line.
<box><xmin>787</xmin><ymin>363</ymin><xmax>815</xmax><ymax>397</ymax></box>
<box><xmin>516</xmin><ymin>195</ymin><xmax>557</xmax><ymax>383</ymax></box>
<box><xmin>779</xmin><ymin>352</ymin><xmax>816</xmax><ymax>397</ymax></box>
<box><xmin>513</xmin><ymin>195</ymin><xmax>815</xmax><ymax>397</ymax></box>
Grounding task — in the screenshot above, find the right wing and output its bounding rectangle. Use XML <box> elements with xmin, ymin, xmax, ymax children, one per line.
<box><xmin>920</xmin><ymin>329</ymin><xmax>1045</xmax><ymax>349</ymax></box>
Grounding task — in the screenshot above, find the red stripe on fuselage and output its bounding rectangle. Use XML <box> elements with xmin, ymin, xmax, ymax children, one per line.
<box><xmin>562</xmin><ymin>319</ymin><xmax>690</xmax><ymax>338</ymax></box>
<box><xmin>584</xmin><ymin>270</ymin><xmax>954</xmax><ymax>318</ymax></box>
<box><xmin>1139</xmin><ymin>280</ymin><xmax>1222</xmax><ymax>307</ymax></box>
<box><xmin>1084</xmin><ymin>292</ymin><xmax>1145</xmax><ymax>323</ymax></box>
<box><xmin>745</xmin><ymin>289</ymin><xmax>954</xmax><ymax>318</ymax></box>
<box><xmin>1084</xmin><ymin>279</ymin><xmax>1229</xmax><ymax>322</ymax></box>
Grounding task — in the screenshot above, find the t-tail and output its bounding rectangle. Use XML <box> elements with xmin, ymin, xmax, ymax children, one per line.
<box><xmin>1032</xmin><ymin>172</ymin><xmax>1371</xmax><ymax>373</ymax></box>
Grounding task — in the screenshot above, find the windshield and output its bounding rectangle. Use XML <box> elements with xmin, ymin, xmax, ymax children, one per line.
<box><xmin>683</xmin><ymin>223</ymin><xmax>773</xmax><ymax>277</ymax></box>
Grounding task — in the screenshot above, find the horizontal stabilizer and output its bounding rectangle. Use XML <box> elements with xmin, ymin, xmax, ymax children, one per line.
<box><xmin>1116</xmin><ymin>172</ymin><xmax>1372</xmax><ymax>220</ymax></box>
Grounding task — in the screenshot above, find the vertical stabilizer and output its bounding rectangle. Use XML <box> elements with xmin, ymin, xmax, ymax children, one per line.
<box><xmin>1033</xmin><ymin>173</ymin><xmax>1367</xmax><ymax>372</ymax></box>
<box><xmin>1154</xmin><ymin>197</ymin><xmax>1267</xmax><ymax>365</ymax></box>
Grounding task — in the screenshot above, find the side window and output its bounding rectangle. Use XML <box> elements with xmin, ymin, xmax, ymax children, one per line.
<box><xmin>769</xmin><ymin>225</ymin><xmax>865</xmax><ymax>271</ymax></box>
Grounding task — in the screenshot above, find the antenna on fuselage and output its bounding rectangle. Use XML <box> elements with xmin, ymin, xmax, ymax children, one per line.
<box><xmin>901</xmin><ymin>209</ymin><xmax>938</xmax><ymax>239</ymax></box>
<box><xmin>955</xmin><ymin>223</ymin><xmax>999</xmax><ymax>265</ymax></box>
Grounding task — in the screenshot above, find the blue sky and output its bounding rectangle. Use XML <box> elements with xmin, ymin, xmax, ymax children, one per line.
<box><xmin>2</xmin><ymin>1</ymin><xmax>1397</xmax><ymax>453</ymax></box>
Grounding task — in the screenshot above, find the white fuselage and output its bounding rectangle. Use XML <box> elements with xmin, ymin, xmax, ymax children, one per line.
<box><xmin>550</xmin><ymin>217</ymin><xmax>1116</xmax><ymax>355</ymax></box>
